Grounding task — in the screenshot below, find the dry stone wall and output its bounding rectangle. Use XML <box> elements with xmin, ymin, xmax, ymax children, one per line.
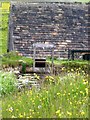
<box><xmin>9</xmin><ymin>2</ymin><xmax>89</xmax><ymax>58</ymax></box>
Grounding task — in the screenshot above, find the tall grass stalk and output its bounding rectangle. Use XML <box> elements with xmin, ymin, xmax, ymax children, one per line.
<box><xmin>2</xmin><ymin>71</ymin><xmax>88</xmax><ymax>118</ymax></box>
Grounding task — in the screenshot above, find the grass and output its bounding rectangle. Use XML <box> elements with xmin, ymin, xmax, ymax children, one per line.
<box><xmin>47</xmin><ymin>58</ymin><xmax>89</xmax><ymax>73</ymax></box>
<box><xmin>1</xmin><ymin>51</ymin><xmax>89</xmax><ymax>72</ymax></box>
<box><xmin>2</xmin><ymin>70</ymin><xmax>89</xmax><ymax>118</ymax></box>
<box><xmin>47</xmin><ymin>58</ymin><xmax>89</xmax><ymax>65</ymax></box>
<box><xmin>0</xmin><ymin>2</ymin><xmax>10</xmax><ymax>55</ymax></box>
<box><xmin>0</xmin><ymin>2</ymin><xmax>89</xmax><ymax>118</ymax></box>
<box><xmin>0</xmin><ymin>51</ymin><xmax>33</xmax><ymax>67</ymax></box>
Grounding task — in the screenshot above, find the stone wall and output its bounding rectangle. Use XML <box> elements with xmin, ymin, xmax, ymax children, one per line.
<box><xmin>9</xmin><ymin>2</ymin><xmax>89</xmax><ymax>58</ymax></box>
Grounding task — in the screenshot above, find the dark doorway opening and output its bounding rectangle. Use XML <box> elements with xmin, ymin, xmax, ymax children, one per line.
<box><xmin>35</xmin><ymin>58</ymin><xmax>46</xmax><ymax>67</ymax></box>
<box><xmin>83</xmin><ymin>54</ymin><xmax>90</xmax><ymax>60</ymax></box>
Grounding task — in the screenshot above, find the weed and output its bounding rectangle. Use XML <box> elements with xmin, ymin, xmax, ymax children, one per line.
<box><xmin>0</xmin><ymin>71</ymin><xmax>17</xmax><ymax>95</ymax></box>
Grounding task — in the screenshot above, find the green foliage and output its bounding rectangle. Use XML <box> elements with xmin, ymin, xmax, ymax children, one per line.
<box><xmin>48</xmin><ymin>59</ymin><xmax>89</xmax><ymax>73</ymax></box>
<box><xmin>0</xmin><ymin>51</ymin><xmax>33</xmax><ymax>67</ymax></box>
<box><xmin>0</xmin><ymin>5</ymin><xmax>10</xmax><ymax>55</ymax></box>
<box><xmin>21</xmin><ymin>62</ymin><xmax>26</xmax><ymax>74</ymax></box>
<box><xmin>2</xmin><ymin>71</ymin><xmax>88</xmax><ymax>118</ymax></box>
<box><xmin>0</xmin><ymin>71</ymin><xmax>17</xmax><ymax>95</ymax></box>
<box><xmin>61</xmin><ymin>60</ymin><xmax>89</xmax><ymax>73</ymax></box>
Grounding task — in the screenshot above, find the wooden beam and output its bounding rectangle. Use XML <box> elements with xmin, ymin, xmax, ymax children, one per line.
<box><xmin>33</xmin><ymin>47</ymin><xmax>36</xmax><ymax>72</ymax></box>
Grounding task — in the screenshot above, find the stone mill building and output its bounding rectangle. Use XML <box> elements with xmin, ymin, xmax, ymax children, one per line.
<box><xmin>8</xmin><ymin>1</ymin><xmax>89</xmax><ymax>59</ymax></box>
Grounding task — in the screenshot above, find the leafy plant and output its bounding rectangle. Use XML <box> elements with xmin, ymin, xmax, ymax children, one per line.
<box><xmin>0</xmin><ymin>71</ymin><xmax>17</xmax><ymax>95</ymax></box>
<box><xmin>21</xmin><ymin>62</ymin><xmax>26</xmax><ymax>74</ymax></box>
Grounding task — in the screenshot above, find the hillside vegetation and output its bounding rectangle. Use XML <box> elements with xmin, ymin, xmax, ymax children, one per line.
<box><xmin>0</xmin><ymin>2</ymin><xmax>10</xmax><ymax>55</ymax></box>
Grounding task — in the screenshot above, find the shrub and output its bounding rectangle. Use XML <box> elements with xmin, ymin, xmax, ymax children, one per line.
<box><xmin>0</xmin><ymin>71</ymin><xmax>17</xmax><ymax>95</ymax></box>
<box><xmin>21</xmin><ymin>62</ymin><xmax>26</xmax><ymax>74</ymax></box>
<box><xmin>62</xmin><ymin>61</ymin><xmax>89</xmax><ymax>73</ymax></box>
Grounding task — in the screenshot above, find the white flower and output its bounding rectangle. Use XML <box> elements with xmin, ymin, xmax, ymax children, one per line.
<box><xmin>8</xmin><ymin>107</ymin><xmax>13</xmax><ymax>112</ymax></box>
<box><xmin>38</xmin><ymin>105</ymin><xmax>42</xmax><ymax>109</ymax></box>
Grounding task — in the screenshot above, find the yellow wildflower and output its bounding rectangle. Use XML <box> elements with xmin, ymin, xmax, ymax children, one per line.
<box><xmin>56</xmin><ymin>109</ymin><xmax>60</xmax><ymax>114</ymax></box>
<box><xmin>80</xmin><ymin>91</ymin><xmax>83</xmax><ymax>94</ymax></box>
<box><xmin>85</xmin><ymin>88</ymin><xmax>88</xmax><ymax>95</ymax></box>
<box><xmin>11</xmin><ymin>116</ymin><xmax>16</xmax><ymax>118</ymax></box>
<box><xmin>77</xmin><ymin>73</ymin><xmax>80</xmax><ymax>76</ymax></box>
<box><xmin>19</xmin><ymin>113</ymin><xmax>23</xmax><ymax>118</ymax></box>
<box><xmin>67</xmin><ymin>111</ymin><xmax>72</xmax><ymax>116</ymax></box>
<box><xmin>62</xmin><ymin>67</ymin><xmax>65</xmax><ymax>71</ymax></box>
<box><xmin>8</xmin><ymin>107</ymin><xmax>13</xmax><ymax>112</ymax></box>
<box><xmin>83</xmin><ymin>79</ymin><xmax>88</xmax><ymax>85</ymax></box>
<box><xmin>74</xmin><ymin>95</ymin><xmax>76</xmax><ymax>98</ymax></box>
<box><xmin>71</xmin><ymin>69</ymin><xmax>74</xmax><ymax>72</ymax></box>
<box><xmin>29</xmin><ymin>90</ymin><xmax>32</xmax><ymax>95</ymax></box>
<box><xmin>57</xmin><ymin>93</ymin><xmax>60</xmax><ymax>96</ymax></box>
<box><xmin>29</xmin><ymin>115</ymin><xmax>32</xmax><ymax>118</ymax></box>
<box><xmin>81</xmin><ymin>111</ymin><xmax>85</xmax><ymax>115</ymax></box>
<box><xmin>58</xmin><ymin>113</ymin><xmax>61</xmax><ymax>117</ymax></box>
<box><xmin>78</xmin><ymin>101</ymin><xmax>82</xmax><ymax>104</ymax></box>
<box><xmin>70</xmin><ymin>83</ymin><xmax>72</xmax><ymax>86</ymax></box>
<box><xmin>70</xmin><ymin>102</ymin><xmax>72</xmax><ymax>105</ymax></box>
<box><xmin>46</xmin><ymin>91</ymin><xmax>48</xmax><ymax>94</ymax></box>
<box><xmin>68</xmin><ymin>93</ymin><xmax>70</xmax><ymax>95</ymax></box>
<box><xmin>72</xmin><ymin>89</ymin><xmax>74</xmax><ymax>92</ymax></box>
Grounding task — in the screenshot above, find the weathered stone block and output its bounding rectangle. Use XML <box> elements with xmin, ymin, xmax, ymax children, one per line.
<box><xmin>9</xmin><ymin>2</ymin><xmax>89</xmax><ymax>58</ymax></box>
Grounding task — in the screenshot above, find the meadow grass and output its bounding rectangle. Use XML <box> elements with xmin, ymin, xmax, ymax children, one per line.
<box><xmin>47</xmin><ymin>58</ymin><xmax>89</xmax><ymax>65</ymax></box>
<box><xmin>0</xmin><ymin>2</ymin><xmax>10</xmax><ymax>55</ymax></box>
<box><xmin>2</xmin><ymin>70</ymin><xmax>89</xmax><ymax>118</ymax></box>
<box><xmin>0</xmin><ymin>51</ymin><xmax>33</xmax><ymax>67</ymax></box>
<box><xmin>47</xmin><ymin>58</ymin><xmax>89</xmax><ymax>74</ymax></box>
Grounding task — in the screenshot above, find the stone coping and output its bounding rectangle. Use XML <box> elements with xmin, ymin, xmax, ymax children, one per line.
<box><xmin>33</xmin><ymin>43</ymin><xmax>54</xmax><ymax>48</ymax></box>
